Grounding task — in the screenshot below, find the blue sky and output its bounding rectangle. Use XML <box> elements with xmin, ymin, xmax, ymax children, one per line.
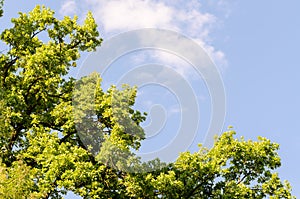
<box><xmin>1</xmin><ymin>0</ymin><xmax>299</xmax><ymax>198</ymax></box>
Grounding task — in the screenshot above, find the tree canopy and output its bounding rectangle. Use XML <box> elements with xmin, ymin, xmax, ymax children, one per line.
<box><xmin>0</xmin><ymin>5</ymin><xmax>294</xmax><ymax>199</ymax></box>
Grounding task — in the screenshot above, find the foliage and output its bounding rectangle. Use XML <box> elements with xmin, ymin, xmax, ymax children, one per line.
<box><xmin>125</xmin><ymin>131</ymin><xmax>294</xmax><ymax>198</ymax></box>
<box><xmin>0</xmin><ymin>5</ymin><xmax>295</xmax><ymax>199</ymax></box>
<box><xmin>0</xmin><ymin>0</ymin><xmax>3</xmax><ymax>17</ymax></box>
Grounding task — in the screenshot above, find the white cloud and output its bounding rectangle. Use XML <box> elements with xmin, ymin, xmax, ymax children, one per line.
<box><xmin>85</xmin><ymin>0</ymin><xmax>216</xmax><ymax>38</ymax></box>
<box><xmin>95</xmin><ymin>0</ymin><xmax>174</xmax><ymax>32</ymax></box>
<box><xmin>60</xmin><ymin>0</ymin><xmax>228</xmax><ymax>72</ymax></box>
<box><xmin>59</xmin><ymin>0</ymin><xmax>77</xmax><ymax>16</ymax></box>
<box><xmin>193</xmin><ymin>38</ymin><xmax>228</xmax><ymax>73</ymax></box>
<box><xmin>149</xmin><ymin>51</ymin><xmax>196</xmax><ymax>79</ymax></box>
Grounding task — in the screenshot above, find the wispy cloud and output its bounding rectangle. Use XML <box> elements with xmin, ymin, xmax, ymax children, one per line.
<box><xmin>60</xmin><ymin>0</ymin><xmax>229</xmax><ymax>72</ymax></box>
<box><xmin>59</xmin><ymin>0</ymin><xmax>77</xmax><ymax>16</ymax></box>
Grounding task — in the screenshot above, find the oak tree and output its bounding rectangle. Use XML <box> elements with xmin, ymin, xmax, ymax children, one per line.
<box><xmin>0</xmin><ymin>5</ymin><xmax>294</xmax><ymax>199</ymax></box>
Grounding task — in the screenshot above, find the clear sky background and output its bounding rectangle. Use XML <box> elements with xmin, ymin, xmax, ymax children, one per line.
<box><xmin>1</xmin><ymin>0</ymin><xmax>299</xmax><ymax>198</ymax></box>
